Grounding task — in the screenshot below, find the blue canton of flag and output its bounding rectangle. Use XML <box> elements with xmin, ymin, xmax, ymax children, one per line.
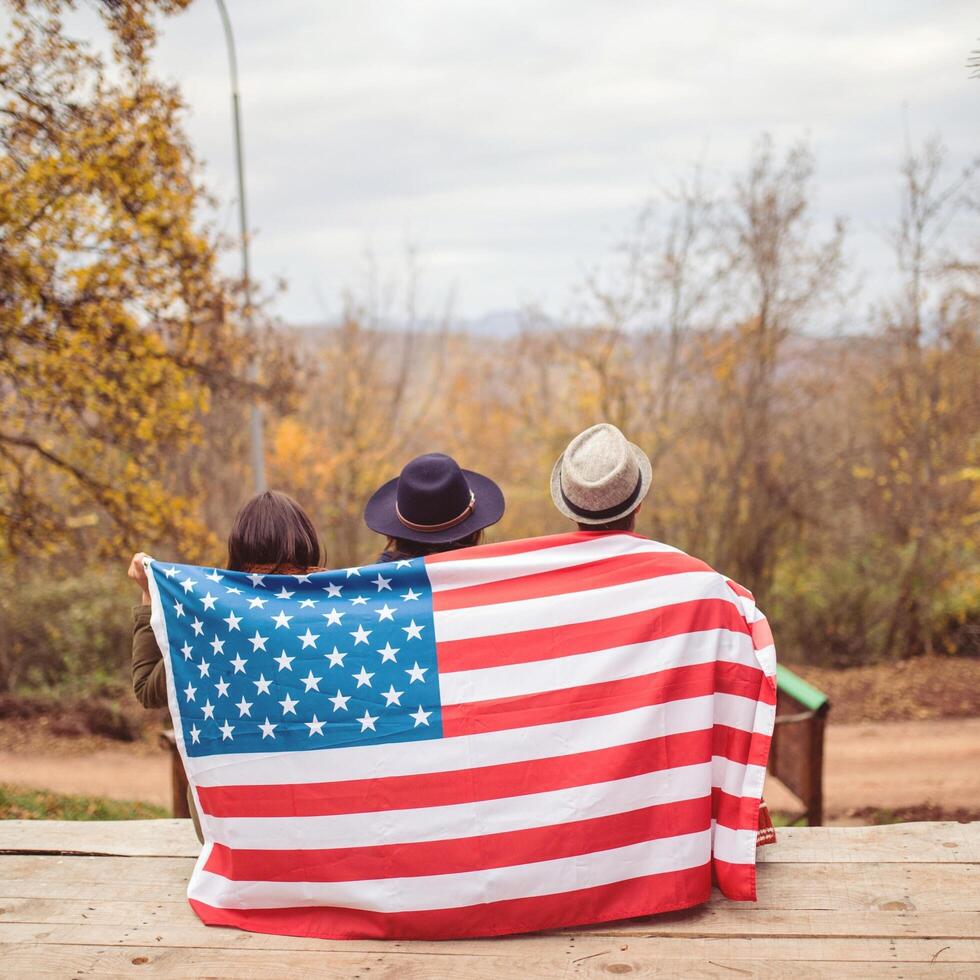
<box><xmin>147</xmin><ymin>558</ymin><xmax>442</xmax><ymax>757</ymax></box>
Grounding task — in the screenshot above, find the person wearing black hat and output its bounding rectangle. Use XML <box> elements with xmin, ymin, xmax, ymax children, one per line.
<box><xmin>364</xmin><ymin>453</ymin><xmax>505</xmax><ymax>563</ymax></box>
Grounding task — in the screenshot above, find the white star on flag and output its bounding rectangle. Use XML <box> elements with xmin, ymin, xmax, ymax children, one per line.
<box><xmin>353</xmin><ymin>665</ymin><xmax>374</xmax><ymax>687</ymax></box>
<box><xmin>301</xmin><ymin>670</ymin><xmax>322</xmax><ymax>692</ymax></box>
<box><xmin>403</xmin><ymin>620</ymin><xmax>425</xmax><ymax>640</ymax></box>
<box><xmin>229</xmin><ymin>653</ymin><xmax>248</xmax><ymax>674</ymax></box>
<box><xmin>401</xmin><ymin>588</ymin><xmax>421</xmax><ymax>602</ymax></box>
<box><xmin>247</xmin><ymin>573</ymin><xmax>266</xmax><ymax>587</ymax></box>
<box><xmin>395</xmin><ymin>560</ymin><xmax>413</xmax><ymax>569</ymax></box>
<box><xmin>259</xmin><ymin>717</ymin><xmax>276</xmax><ymax>738</ymax></box>
<box><xmin>298</xmin><ymin>598</ymin><xmax>318</xmax><ymax>609</ymax></box>
<box><xmin>197</xmin><ymin>658</ymin><xmax>210</xmax><ymax>678</ymax></box>
<box><xmin>377</xmin><ymin>642</ymin><xmax>399</xmax><ymax>663</ymax></box>
<box><xmin>274</xmin><ymin>650</ymin><xmax>295</xmax><ymax>671</ymax></box>
<box><xmin>181</xmin><ymin>576</ymin><xmax>196</xmax><ymax>594</ymax></box>
<box><xmin>209</xmin><ymin>636</ymin><xmax>225</xmax><ymax>656</ymax></box>
<box><xmin>350</xmin><ymin>625</ymin><xmax>371</xmax><ymax>645</ymax></box>
<box><xmin>205</xmin><ymin>569</ymin><xmax>224</xmax><ymax>583</ymax></box>
<box><xmin>202</xmin><ymin>699</ymin><xmax>215</xmax><ymax>720</ymax></box>
<box><xmin>249</xmin><ymin>630</ymin><xmax>268</xmax><ymax>652</ymax></box>
<box><xmin>214</xmin><ymin>677</ymin><xmax>230</xmax><ymax>698</ymax></box>
<box><xmin>305</xmin><ymin>714</ymin><xmax>326</xmax><ymax>736</ymax></box>
<box><xmin>191</xmin><ymin>618</ymin><xmax>204</xmax><ymax>637</ymax></box>
<box><xmin>406</xmin><ymin>661</ymin><xmax>428</xmax><ymax>684</ymax></box>
<box><xmin>293</xmin><ymin>574</ymin><xmax>313</xmax><ymax>584</ymax></box>
<box><xmin>180</xmin><ymin>642</ymin><xmax>193</xmax><ymax>660</ymax></box>
<box><xmin>236</xmin><ymin>696</ymin><xmax>253</xmax><ymax>717</ymax></box>
<box><xmin>350</xmin><ymin>595</ymin><xmax>369</xmax><ymax>606</ymax></box>
<box><xmin>279</xmin><ymin>693</ymin><xmax>299</xmax><ymax>715</ymax></box>
<box><xmin>373</xmin><ymin>573</ymin><xmax>392</xmax><ymax>592</ymax></box>
<box><xmin>381</xmin><ymin>684</ymin><xmax>404</xmax><ymax>706</ymax></box>
<box><xmin>247</xmin><ymin>596</ymin><xmax>268</xmax><ymax>609</ymax></box>
<box><xmin>219</xmin><ymin>720</ymin><xmax>235</xmax><ymax>741</ymax></box>
<box><xmin>375</xmin><ymin>603</ymin><xmax>396</xmax><ymax>621</ymax></box>
<box><xmin>322</xmin><ymin>608</ymin><xmax>344</xmax><ymax>626</ymax></box>
<box><xmin>274</xmin><ymin>586</ymin><xmax>295</xmax><ymax>600</ymax></box>
<box><xmin>329</xmin><ymin>690</ymin><xmax>350</xmax><ymax>711</ymax></box>
<box><xmin>326</xmin><ymin>647</ymin><xmax>347</xmax><ymax>668</ymax></box>
<box><xmin>253</xmin><ymin>674</ymin><xmax>272</xmax><ymax>695</ymax></box>
<box><xmin>357</xmin><ymin>709</ymin><xmax>378</xmax><ymax>732</ymax></box>
<box><xmin>164</xmin><ymin>566</ymin><xmax>179</xmax><ymax>579</ymax></box>
<box><xmin>224</xmin><ymin>611</ymin><xmax>242</xmax><ymax>632</ymax></box>
<box><xmin>183</xmin><ymin>682</ymin><xmax>196</xmax><ymax>702</ymax></box>
<box><xmin>173</xmin><ymin>601</ymin><xmax>184</xmax><ymax>618</ymax></box>
<box><xmin>345</xmin><ymin>567</ymin><xmax>362</xmax><ymax>578</ymax></box>
<box><xmin>272</xmin><ymin>610</ymin><xmax>293</xmax><ymax>629</ymax></box>
<box><xmin>323</xmin><ymin>582</ymin><xmax>343</xmax><ymax>598</ymax></box>
<box><xmin>224</xmin><ymin>586</ymin><xmax>242</xmax><ymax>595</ymax></box>
<box><xmin>201</xmin><ymin>592</ymin><xmax>217</xmax><ymax>611</ymax></box>
<box><xmin>189</xmin><ymin>724</ymin><xmax>201</xmax><ymax>743</ymax></box>
<box><xmin>299</xmin><ymin>628</ymin><xmax>320</xmax><ymax>649</ymax></box>
<box><xmin>410</xmin><ymin>705</ymin><xmax>432</xmax><ymax>727</ymax></box>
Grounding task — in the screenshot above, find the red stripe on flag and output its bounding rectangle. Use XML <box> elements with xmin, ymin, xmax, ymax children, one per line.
<box><xmin>197</xmin><ymin>729</ymin><xmax>717</xmax><ymax>819</ymax></box>
<box><xmin>424</xmin><ymin>533</ymin><xmax>585</xmax><ymax>564</ymax></box>
<box><xmin>189</xmin><ymin>862</ymin><xmax>713</xmax><ymax>941</ymax></box>
<box><xmin>441</xmin><ymin>661</ymin><xmax>772</xmax><ymax>738</ymax></box>
<box><xmin>712</xmin><ymin>858</ymin><xmax>756</xmax><ymax>902</ymax></box>
<box><xmin>204</xmin><ymin>796</ymin><xmax>712</xmax><ymax>882</ymax></box>
<box><xmin>432</xmin><ymin>551</ymin><xmax>712</xmax><ymax>612</ymax></box>
<box><xmin>437</xmin><ymin>598</ymin><xmax>750</xmax><ymax>673</ymax></box>
<box><xmin>712</xmin><ymin>788</ymin><xmax>763</xmax><ymax>831</ymax></box>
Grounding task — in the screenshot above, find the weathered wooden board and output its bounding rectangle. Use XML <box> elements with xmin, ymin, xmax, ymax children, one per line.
<box><xmin>4</xmin><ymin>819</ymin><xmax>977</xmax><ymax>863</ymax></box>
<box><xmin>2</xmin><ymin>855</ymin><xmax>976</xmax><ymax>913</ymax></box>
<box><xmin>0</xmin><ymin>822</ymin><xmax>977</xmax><ymax>978</ymax></box>
<box><xmin>1</xmin><ymin>943</ymin><xmax>977</xmax><ymax>979</ymax></box>
<box><xmin>3</xmin><ymin>895</ymin><xmax>980</xmax><ymax>941</ymax></box>
<box><xmin>3</xmin><ymin>922</ymin><xmax>979</xmax><ymax>963</ymax></box>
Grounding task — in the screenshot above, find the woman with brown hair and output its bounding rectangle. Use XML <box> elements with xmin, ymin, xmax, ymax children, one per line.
<box><xmin>363</xmin><ymin>452</ymin><xmax>505</xmax><ymax>562</ymax></box>
<box><xmin>126</xmin><ymin>490</ymin><xmax>323</xmax><ymax>837</ymax></box>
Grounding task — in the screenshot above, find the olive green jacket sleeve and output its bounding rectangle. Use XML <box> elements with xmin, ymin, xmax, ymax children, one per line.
<box><xmin>132</xmin><ymin>604</ymin><xmax>169</xmax><ymax>709</ymax></box>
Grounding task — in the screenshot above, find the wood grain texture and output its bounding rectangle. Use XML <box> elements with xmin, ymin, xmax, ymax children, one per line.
<box><xmin>0</xmin><ymin>821</ymin><xmax>976</xmax><ymax>977</ymax></box>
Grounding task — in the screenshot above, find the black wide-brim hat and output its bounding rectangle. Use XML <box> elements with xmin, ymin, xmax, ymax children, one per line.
<box><xmin>364</xmin><ymin>453</ymin><xmax>505</xmax><ymax>544</ymax></box>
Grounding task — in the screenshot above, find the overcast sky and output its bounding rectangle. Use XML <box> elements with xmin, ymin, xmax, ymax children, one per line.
<box><xmin>146</xmin><ymin>2</ymin><xmax>974</xmax><ymax>322</ymax></box>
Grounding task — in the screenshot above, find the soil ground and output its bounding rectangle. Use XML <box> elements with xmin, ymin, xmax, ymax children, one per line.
<box><xmin>1</xmin><ymin>656</ymin><xmax>978</xmax><ymax>823</ymax></box>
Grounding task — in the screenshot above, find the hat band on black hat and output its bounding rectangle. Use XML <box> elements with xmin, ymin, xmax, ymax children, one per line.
<box><xmin>396</xmin><ymin>491</ymin><xmax>476</xmax><ymax>533</ymax></box>
<box><xmin>560</xmin><ymin>472</ymin><xmax>642</xmax><ymax>520</ymax></box>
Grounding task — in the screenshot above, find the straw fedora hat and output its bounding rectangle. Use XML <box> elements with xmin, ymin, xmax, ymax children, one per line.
<box><xmin>550</xmin><ymin>423</ymin><xmax>652</xmax><ymax>524</ymax></box>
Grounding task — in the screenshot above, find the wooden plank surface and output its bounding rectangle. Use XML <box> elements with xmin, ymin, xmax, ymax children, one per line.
<box><xmin>4</xmin><ymin>819</ymin><xmax>978</xmax><ymax>862</ymax></box>
<box><xmin>3</xmin><ymin>854</ymin><xmax>976</xmax><ymax>912</ymax></box>
<box><xmin>3</xmin><ymin>942</ymin><xmax>976</xmax><ymax>979</ymax></box>
<box><xmin>0</xmin><ymin>822</ymin><xmax>977</xmax><ymax>978</ymax></box>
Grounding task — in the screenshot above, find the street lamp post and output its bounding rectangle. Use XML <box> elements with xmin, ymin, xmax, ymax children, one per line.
<box><xmin>215</xmin><ymin>0</ymin><xmax>266</xmax><ymax>493</ymax></box>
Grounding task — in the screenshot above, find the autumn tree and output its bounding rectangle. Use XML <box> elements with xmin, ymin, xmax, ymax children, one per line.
<box><xmin>0</xmin><ymin>0</ymin><xmax>287</xmax><ymax>558</ymax></box>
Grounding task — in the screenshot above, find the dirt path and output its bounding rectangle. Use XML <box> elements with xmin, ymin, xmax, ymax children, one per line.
<box><xmin>3</xmin><ymin>717</ymin><xmax>979</xmax><ymax>817</ymax></box>
<box><xmin>764</xmin><ymin>717</ymin><xmax>980</xmax><ymax>819</ymax></box>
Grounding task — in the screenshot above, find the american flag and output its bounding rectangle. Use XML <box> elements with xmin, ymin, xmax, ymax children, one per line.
<box><xmin>146</xmin><ymin>531</ymin><xmax>776</xmax><ymax>941</ymax></box>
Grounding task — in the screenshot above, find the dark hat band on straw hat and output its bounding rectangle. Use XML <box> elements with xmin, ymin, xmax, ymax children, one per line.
<box><xmin>559</xmin><ymin>472</ymin><xmax>642</xmax><ymax>521</ymax></box>
<box><xmin>396</xmin><ymin>491</ymin><xmax>476</xmax><ymax>532</ymax></box>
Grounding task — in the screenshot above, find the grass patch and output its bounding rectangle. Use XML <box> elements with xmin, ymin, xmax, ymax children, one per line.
<box><xmin>0</xmin><ymin>784</ymin><xmax>168</xmax><ymax>820</ymax></box>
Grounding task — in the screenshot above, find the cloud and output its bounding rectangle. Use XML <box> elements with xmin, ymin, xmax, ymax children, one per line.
<box><xmin>151</xmin><ymin>0</ymin><xmax>978</xmax><ymax>322</ymax></box>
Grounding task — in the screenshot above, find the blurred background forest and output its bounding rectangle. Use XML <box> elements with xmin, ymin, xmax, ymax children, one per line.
<box><xmin>1</xmin><ymin>0</ymin><xmax>978</xmax><ymax>736</ymax></box>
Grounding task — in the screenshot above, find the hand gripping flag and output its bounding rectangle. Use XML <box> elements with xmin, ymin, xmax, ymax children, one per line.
<box><xmin>146</xmin><ymin>531</ymin><xmax>777</xmax><ymax>940</ymax></box>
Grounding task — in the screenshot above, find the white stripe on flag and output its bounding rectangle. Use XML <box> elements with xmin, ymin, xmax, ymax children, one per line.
<box><xmin>439</xmin><ymin>627</ymin><xmax>758</xmax><ymax>705</ymax></box>
<box><xmin>185</xmin><ymin>692</ymin><xmax>763</xmax><ymax>786</ymax></box>
<box><xmin>433</xmin><ymin>571</ymin><xmax>731</xmax><ymax>642</ymax></box>
<box><xmin>202</xmin><ymin>762</ymin><xmax>713</xmax><ymax>850</ymax></box>
<box><xmin>426</xmin><ymin>535</ymin><xmax>682</xmax><ymax>593</ymax></box>
<box><xmin>189</xmin><ymin>829</ymin><xmax>712</xmax><ymax>913</ymax></box>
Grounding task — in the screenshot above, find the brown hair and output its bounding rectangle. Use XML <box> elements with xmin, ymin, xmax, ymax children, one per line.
<box><xmin>380</xmin><ymin>530</ymin><xmax>483</xmax><ymax>563</ymax></box>
<box><xmin>576</xmin><ymin>510</ymin><xmax>638</xmax><ymax>533</ymax></box>
<box><xmin>227</xmin><ymin>491</ymin><xmax>321</xmax><ymax>572</ymax></box>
